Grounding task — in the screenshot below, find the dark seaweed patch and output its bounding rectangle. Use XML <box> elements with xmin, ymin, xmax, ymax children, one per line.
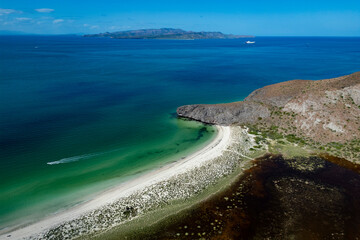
<box><xmin>126</xmin><ymin>154</ymin><xmax>360</xmax><ymax>240</ymax></box>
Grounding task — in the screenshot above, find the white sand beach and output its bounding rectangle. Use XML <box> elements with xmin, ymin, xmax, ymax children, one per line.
<box><xmin>1</xmin><ymin>126</ymin><xmax>237</xmax><ymax>240</ymax></box>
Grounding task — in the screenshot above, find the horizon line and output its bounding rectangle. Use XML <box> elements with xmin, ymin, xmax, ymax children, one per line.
<box><xmin>1</xmin><ymin>33</ymin><xmax>360</xmax><ymax>37</ymax></box>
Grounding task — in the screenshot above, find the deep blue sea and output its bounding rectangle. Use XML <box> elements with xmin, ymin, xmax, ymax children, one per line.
<box><xmin>1</xmin><ymin>35</ymin><xmax>360</xmax><ymax>229</ymax></box>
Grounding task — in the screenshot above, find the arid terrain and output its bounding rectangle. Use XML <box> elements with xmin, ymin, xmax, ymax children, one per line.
<box><xmin>178</xmin><ymin>72</ymin><xmax>360</xmax><ymax>162</ymax></box>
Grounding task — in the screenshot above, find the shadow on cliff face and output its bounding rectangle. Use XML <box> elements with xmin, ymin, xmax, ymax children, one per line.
<box><xmin>132</xmin><ymin>154</ymin><xmax>360</xmax><ymax>240</ymax></box>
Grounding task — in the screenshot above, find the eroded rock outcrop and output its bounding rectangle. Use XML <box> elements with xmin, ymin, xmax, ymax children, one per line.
<box><xmin>177</xmin><ymin>101</ymin><xmax>270</xmax><ymax>125</ymax></box>
<box><xmin>177</xmin><ymin>72</ymin><xmax>360</xmax><ymax>143</ymax></box>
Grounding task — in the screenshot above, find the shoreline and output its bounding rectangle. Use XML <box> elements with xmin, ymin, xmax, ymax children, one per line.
<box><xmin>129</xmin><ymin>153</ymin><xmax>360</xmax><ymax>239</ymax></box>
<box><xmin>1</xmin><ymin>125</ymin><xmax>236</xmax><ymax>240</ymax></box>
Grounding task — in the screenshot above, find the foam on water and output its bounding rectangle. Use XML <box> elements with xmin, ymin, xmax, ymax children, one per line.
<box><xmin>46</xmin><ymin>148</ymin><xmax>121</xmax><ymax>165</ymax></box>
<box><xmin>47</xmin><ymin>153</ymin><xmax>100</xmax><ymax>165</ymax></box>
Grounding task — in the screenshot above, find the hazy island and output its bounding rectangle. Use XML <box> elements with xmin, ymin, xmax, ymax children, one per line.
<box><xmin>3</xmin><ymin>72</ymin><xmax>360</xmax><ymax>240</ymax></box>
<box><xmin>83</xmin><ymin>28</ymin><xmax>254</xmax><ymax>40</ymax></box>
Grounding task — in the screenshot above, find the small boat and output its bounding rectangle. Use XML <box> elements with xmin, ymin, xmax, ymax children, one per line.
<box><xmin>246</xmin><ymin>41</ymin><xmax>255</xmax><ymax>44</ymax></box>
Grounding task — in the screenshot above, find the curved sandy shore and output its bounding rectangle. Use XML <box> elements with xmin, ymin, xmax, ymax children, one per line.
<box><xmin>1</xmin><ymin>126</ymin><xmax>232</xmax><ymax>240</ymax></box>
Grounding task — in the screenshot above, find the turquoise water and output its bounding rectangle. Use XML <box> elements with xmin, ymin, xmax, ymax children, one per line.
<box><xmin>1</xmin><ymin>36</ymin><xmax>360</xmax><ymax>229</ymax></box>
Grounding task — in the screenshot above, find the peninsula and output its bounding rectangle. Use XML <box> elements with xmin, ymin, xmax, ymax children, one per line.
<box><xmin>84</xmin><ymin>28</ymin><xmax>254</xmax><ymax>40</ymax></box>
<box><xmin>178</xmin><ymin>71</ymin><xmax>360</xmax><ymax>162</ymax></box>
<box><xmin>98</xmin><ymin>72</ymin><xmax>360</xmax><ymax>239</ymax></box>
<box><xmin>2</xmin><ymin>72</ymin><xmax>359</xmax><ymax>240</ymax></box>
<box><xmin>129</xmin><ymin>72</ymin><xmax>360</xmax><ymax>239</ymax></box>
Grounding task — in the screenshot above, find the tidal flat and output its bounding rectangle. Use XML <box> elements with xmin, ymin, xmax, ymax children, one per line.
<box><xmin>127</xmin><ymin>154</ymin><xmax>360</xmax><ymax>240</ymax></box>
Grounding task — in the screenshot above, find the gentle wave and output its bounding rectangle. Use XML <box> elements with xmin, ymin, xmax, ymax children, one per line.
<box><xmin>46</xmin><ymin>148</ymin><xmax>122</xmax><ymax>165</ymax></box>
<box><xmin>47</xmin><ymin>153</ymin><xmax>100</xmax><ymax>165</ymax></box>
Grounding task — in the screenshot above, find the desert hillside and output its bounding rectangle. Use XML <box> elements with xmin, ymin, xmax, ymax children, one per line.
<box><xmin>178</xmin><ymin>72</ymin><xmax>360</xmax><ymax>160</ymax></box>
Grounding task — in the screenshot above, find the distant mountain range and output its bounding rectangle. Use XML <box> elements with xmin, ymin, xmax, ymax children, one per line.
<box><xmin>84</xmin><ymin>28</ymin><xmax>254</xmax><ymax>40</ymax></box>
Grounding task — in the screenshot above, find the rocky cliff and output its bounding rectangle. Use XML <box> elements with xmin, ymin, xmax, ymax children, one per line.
<box><xmin>177</xmin><ymin>72</ymin><xmax>360</xmax><ymax>144</ymax></box>
<box><xmin>177</xmin><ymin>101</ymin><xmax>270</xmax><ymax>125</ymax></box>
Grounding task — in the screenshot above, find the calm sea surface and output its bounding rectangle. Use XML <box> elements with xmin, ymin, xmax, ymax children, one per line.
<box><xmin>0</xmin><ymin>36</ymin><xmax>360</xmax><ymax>229</ymax></box>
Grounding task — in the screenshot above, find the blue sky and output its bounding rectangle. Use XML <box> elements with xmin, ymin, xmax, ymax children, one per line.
<box><xmin>0</xmin><ymin>0</ymin><xmax>359</xmax><ymax>36</ymax></box>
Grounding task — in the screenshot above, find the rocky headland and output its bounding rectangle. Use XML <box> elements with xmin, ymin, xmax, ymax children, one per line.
<box><xmin>178</xmin><ymin>72</ymin><xmax>360</xmax><ymax>162</ymax></box>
